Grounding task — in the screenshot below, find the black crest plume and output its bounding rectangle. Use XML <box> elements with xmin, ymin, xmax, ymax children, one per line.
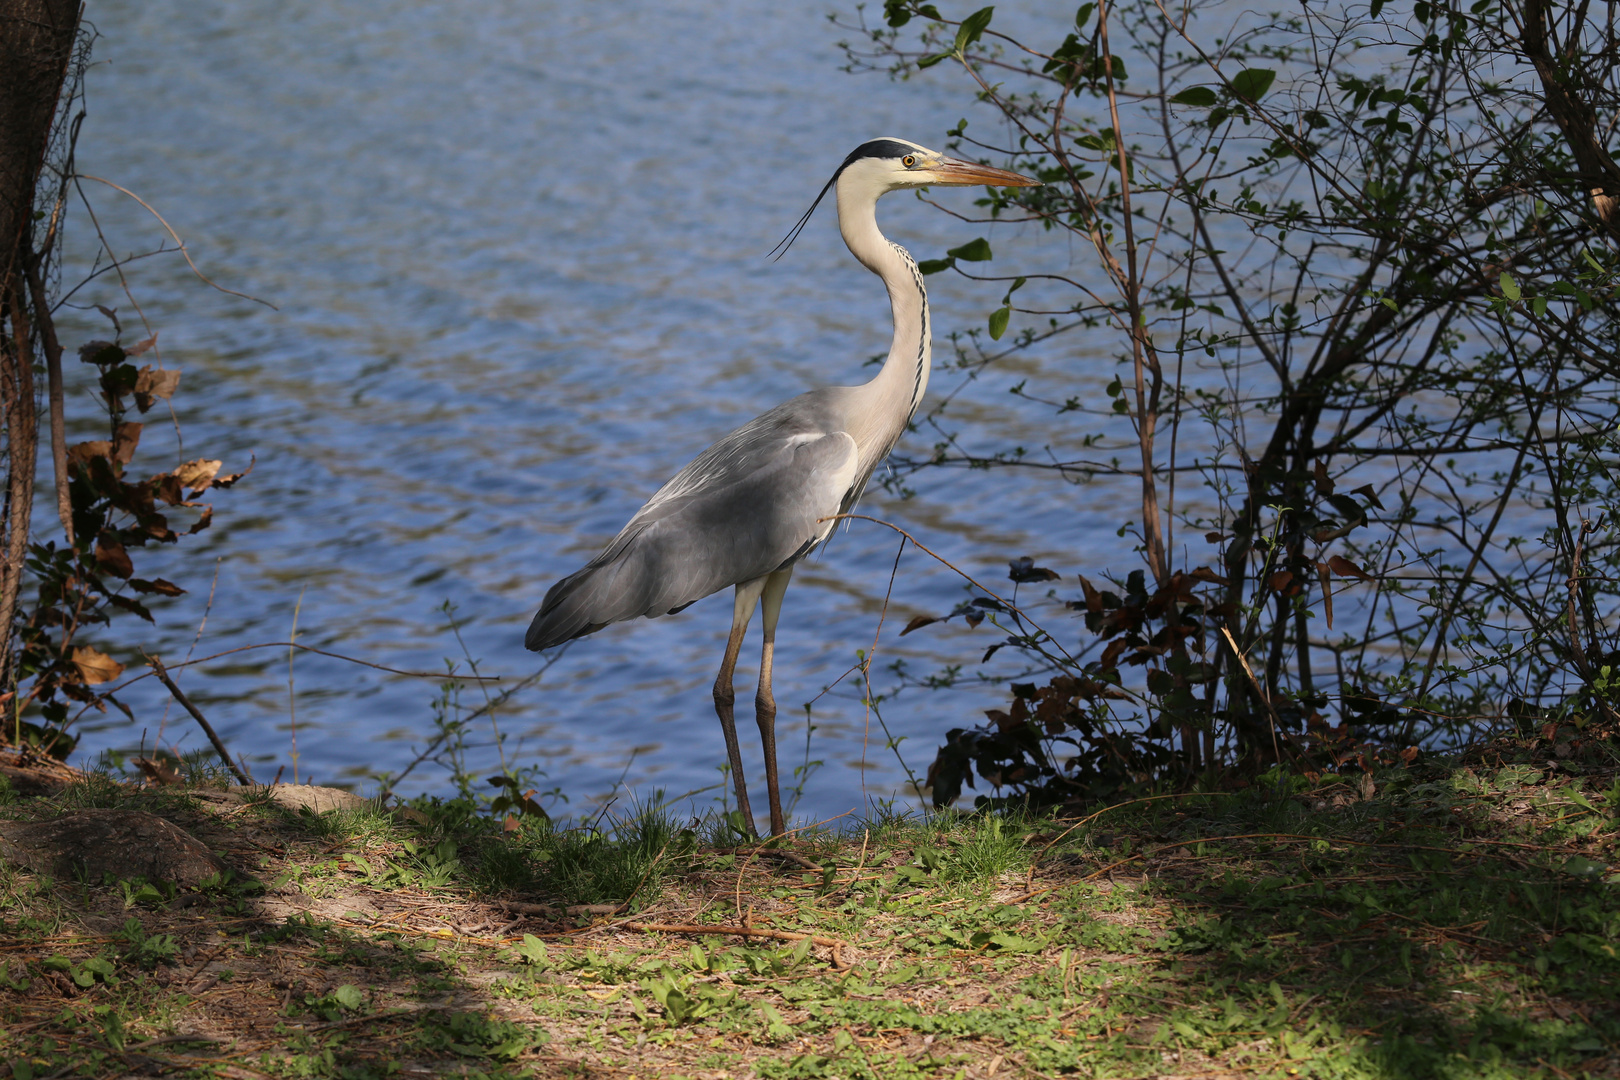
<box><xmin>765</xmin><ymin>139</ymin><xmax>919</xmax><ymax>262</ymax></box>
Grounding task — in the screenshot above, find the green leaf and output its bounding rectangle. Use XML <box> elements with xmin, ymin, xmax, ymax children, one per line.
<box><xmin>515</xmin><ymin>933</ymin><xmax>549</xmax><ymax>965</ymax></box>
<box><xmin>760</xmin><ymin>1002</ymin><xmax>794</xmax><ymax>1041</ymax></box>
<box><xmin>332</xmin><ymin>984</ymin><xmax>363</xmax><ymax>1010</ymax></box>
<box><xmin>1172</xmin><ymin>86</ymin><xmax>1218</xmax><ymax>107</ymax></box>
<box><xmin>947</xmin><ymin>237</ymin><xmax>993</xmax><ymax>261</ymax></box>
<box><xmin>915</xmin><ymin>52</ymin><xmax>951</xmax><ymax>69</ymax></box>
<box><xmin>954</xmin><ymin>6</ymin><xmax>995</xmax><ymax>52</ymax></box>
<box><xmin>1075</xmin><ymin>2</ymin><xmax>1095</xmax><ymax>26</ymax></box>
<box><xmin>988</xmin><ymin>306</ymin><xmax>1011</xmax><ymax>340</ymax></box>
<box><xmin>1230</xmin><ymin>68</ymin><xmax>1277</xmax><ymax>101</ymax></box>
<box><xmin>917</xmin><ymin>257</ymin><xmax>956</xmax><ymax>275</ymax></box>
<box><xmin>1562</xmin><ymin>856</ymin><xmax>1605</xmax><ymax>878</ymax></box>
<box><xmin>986</xmin><ymin>931</ymin><xmax>1042</xmax><ymax>952</ymax></box>
<box><xmin>1499</xmin><ymin>272</ymin><xmax>1521</xmax><ymax>301</ymax></box>
<box><xmin>883</xmin><ymin>0</ymin><xmax>912</xmax><ymax>26</ymax></box>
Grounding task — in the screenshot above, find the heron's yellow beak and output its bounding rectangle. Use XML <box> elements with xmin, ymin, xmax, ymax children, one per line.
<box><xmin>930</xmin><ymin>157</ymin><xmax>1041</xmax><ymax>187</ymax></box>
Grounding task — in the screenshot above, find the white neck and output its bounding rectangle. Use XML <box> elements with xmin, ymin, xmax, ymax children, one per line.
<box><xmin>835</xmin><ymin>180</ymin><xmax>930</xmax><ymax>460</ymax></box>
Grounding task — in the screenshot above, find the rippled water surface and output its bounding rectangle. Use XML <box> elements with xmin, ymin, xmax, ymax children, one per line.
<box><xmin>55</xmin><ymin>0</ymin><xmax>1135</xmax><ymax>821</ymax></box>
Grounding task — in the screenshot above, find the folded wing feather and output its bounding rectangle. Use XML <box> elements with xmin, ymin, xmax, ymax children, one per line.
<box><xmin>525</xmin><ymin>399</ymin><xmax>859</xmax><ymax>651</ymax></box>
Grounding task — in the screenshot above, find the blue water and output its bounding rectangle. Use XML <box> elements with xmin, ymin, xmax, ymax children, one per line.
<box><xmin>50</xmin><ymin>0</ymin><xmax>1130</xmax><ymax>823</ymax></box>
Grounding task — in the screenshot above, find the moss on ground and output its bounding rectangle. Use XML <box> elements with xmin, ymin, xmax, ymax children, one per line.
<box><xmin>1</xmin><ymin>733</ymin><xmax>1618</xmax><ymax>1078</ymax></box>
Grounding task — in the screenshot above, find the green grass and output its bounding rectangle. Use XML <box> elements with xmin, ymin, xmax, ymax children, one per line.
<box><xmin>0</xmin><ymin>734</ymin><xmax>1617</xmax><ymax>1077</ymax></box>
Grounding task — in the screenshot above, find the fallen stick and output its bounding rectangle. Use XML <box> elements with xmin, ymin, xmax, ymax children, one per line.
<box><xmin>754</xmin><ymin>848</ymin><xmax>824</xmax><ymax>872</ymax></box>
<box><xmin>148</xmin><ymin>655</ymin><xmax>253</xmax><ymax>786</ymax></box>
<box><xmin>500</xmin><ymin>900</ymin><xmax>625</xmax><ymax>918</ymax></box>
<box><xmin>624</xmin><ymin>921</ymin><xmax>850</xmax><ymax>970</ymax></box>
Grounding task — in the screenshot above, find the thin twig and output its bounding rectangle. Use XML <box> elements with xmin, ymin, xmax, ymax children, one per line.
<box><xmin>860</xmin><ymin>536</ymin><xmax>907</xmax><ymax>802</ymax></box>
<box><xmin>22</xmin><ymin>259</ymin><xmax>71</xmax><ymax>543</ymax></box>
<box><xmin>288</xmin><ymin>587</ymin><xmax>305</xmax><ymax>784</ymax></box>
<box><xmin>73</xmin><ymin>638</ymin><xmax>507</xmax><ymax>726</ymax></box>
<box><xmin>820</xmin><ymin>513</ymin><xmax>1077</xmax><ymax>666</ymax></box>
<box><xmin>381</xmin><ymin>648</ymin><xmax>570</xmax><ymax>795</ymax></box>
<box><xmin>75</xmin><ymin>175</ymin><xmax>277</xmax><ymax>309</ymax></box>
<box><xmin>1220</xmin><ymin>625</ymin><xmax>1290</xmax><ymax>764</ymax></box>
<box><xmin>145</xmin><ymin>655</ymin><xmax>252</xmax><ymax>785</ymax></box>
<box><xmin>623</xmin><ymin>922</ymin><xmax>850</xmax><ymax>970</ymax></box>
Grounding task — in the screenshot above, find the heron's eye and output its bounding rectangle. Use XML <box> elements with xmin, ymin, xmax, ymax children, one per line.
<box><xmin>902</xmin><ymin>155</ymin><xmax>917</xmax><ymax>168</ymax></box>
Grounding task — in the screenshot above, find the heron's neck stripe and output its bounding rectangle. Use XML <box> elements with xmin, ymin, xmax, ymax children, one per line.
<box><xmin>892</xmin><ymin>243</ymin><xmax>929</xmax><ymax>421</ymax></box>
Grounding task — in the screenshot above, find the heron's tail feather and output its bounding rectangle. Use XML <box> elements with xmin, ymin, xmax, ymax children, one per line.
<box><xmin>524</xmin><ymin>566</ymin><xmax>611</xmax><ymax>651</ymax></box>
<box><xmin>525</xmin><ymin>534</ymin><xmax>706</xmax><ymax>652</ymax></box>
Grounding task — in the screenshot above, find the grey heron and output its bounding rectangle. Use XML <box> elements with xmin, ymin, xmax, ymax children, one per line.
<box><xmin>525</xmin><ymin>138</ymin><xmax>1039</xmax><ymax>836</ymax></box>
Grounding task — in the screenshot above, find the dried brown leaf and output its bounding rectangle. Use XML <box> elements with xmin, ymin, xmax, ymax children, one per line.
<box><xmin>94</xmin><ymin>536</ymin><xmax>133</xmax><ymax>579</ymax></box>
<box><xmin>133</xmin><ymin>365</ymin><xmax>181</xmax><ymax>413</ymax></box>
<box><xmin>1317</xmin><ymin>562</ymin><xmax>1334</xmax><ymax>630</ymax></box>
<box><xmin>125</xmin><ymin>333</ymin><xmax>158</xmax><ymax>357</ymax></box>
<box><xmin>77</xmin><ymin>339</ymin><xmax>123</xmax><ymax>365</ymax></box>
<box><xmin>1312</xmin><ymin>460</ymin><xmax>1334</xmax><ymax>496</ymax></box>
<box><xmin>128</xmin><ymin>577</ymin><xmax>185</xmax><ymax>597</ymax></box>
<box><xmin>1269</xmin><ymin>570</ymin><xmax>1295</xmax><ymax>592</ymax></box>
<box><xmin>153</xmin><ymin>474</ymin><xmax>185</xmax><ymax>506</ymax></box>
<box><xmin>112</xmin><ymin>422</ymin><xmax>143</xmax><ymax>466</ymax></box>
<box><xmin>984</xmin><ymin>709</ymin><xmax>1020</xmax><ymax>731</ymax></box>
<box><xmin>900</xmin><ymin>614</ymin><xmax>939</xmax><ymax>636</ymax></box>
<box><xmin>1351</xmin><ymin>483</ymin><xmax>1385</xmax><ymax>511</ymax></box>
<box><xmin>106</xmin><ymin>594</ymin><xmax>154</xmax><ymax>623</ymax></box>
<box><xmin>72</xmin><ymin>646</ymin><xmax>124</xmax><ymax>686</ymax></box>
<box><xmin>171</xmin><ymin>458</ymin><xmax>222</xmax><ymax>495</ymax></box>
<box><xmin>212</xmin><ymin>454</ymin><xmax>255</xmax><ymax>488</ymax></box>
<box><xmin>68</xmin><ymin>440</ymin><xmax>112</xmax><ymax>466</ymax></box>
<box><xmin>1327</xmin><ymin>554</ymin><xmax>1375</xmax><ymax>581</ymax></box>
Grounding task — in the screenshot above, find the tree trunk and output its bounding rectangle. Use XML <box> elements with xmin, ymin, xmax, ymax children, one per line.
<box><xmin>0</xmin><ymin>0</ymin><xmax>81</xmax><ymax>693</ymax></box>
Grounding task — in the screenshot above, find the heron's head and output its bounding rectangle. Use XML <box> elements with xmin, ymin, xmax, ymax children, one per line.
<box><xmin>769</xmin><ymin>137</ymin><xmax>1040</xmax><ymax>260</ymax></box>
<box><xmin>834</xmin><ymin>137</ymin><xmax>1041</xmax><ymax>195</ymax></box>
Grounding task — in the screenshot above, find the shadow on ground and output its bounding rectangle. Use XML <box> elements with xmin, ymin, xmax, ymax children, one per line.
<box><xmin>0</xmin><ymin>729</ymin><xmax>1616</xmax><ymax>1079</ymax></box>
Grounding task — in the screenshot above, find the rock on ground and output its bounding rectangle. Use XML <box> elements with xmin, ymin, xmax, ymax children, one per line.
<box><xmin>0</xmin><ymin>809</ymin><xmax>227</xmax><ymax>886</ymax></box>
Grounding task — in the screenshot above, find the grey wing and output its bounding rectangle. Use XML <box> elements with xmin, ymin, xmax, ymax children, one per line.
<box><xmin>525</xmin><ymin>423</ymin><xmax>858</xmax><ymax>650</ymax></box>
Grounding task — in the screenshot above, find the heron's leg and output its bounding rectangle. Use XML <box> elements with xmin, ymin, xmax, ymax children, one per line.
<box><xmin>715</xmin><ymin>577</ymin><xmax>767</xmax><ymax>838</ymax></box>
<box><xmin>755</xmin><ymin>566</ymin><xmax>794</xmax><ymax>837</ymax></box>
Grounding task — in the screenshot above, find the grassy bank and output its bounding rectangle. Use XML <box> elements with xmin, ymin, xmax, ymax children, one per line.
<box><xmin>1</xmin><ymin>734</ymin><xmax>1618</xmax><ymax>1079</ymax></box>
